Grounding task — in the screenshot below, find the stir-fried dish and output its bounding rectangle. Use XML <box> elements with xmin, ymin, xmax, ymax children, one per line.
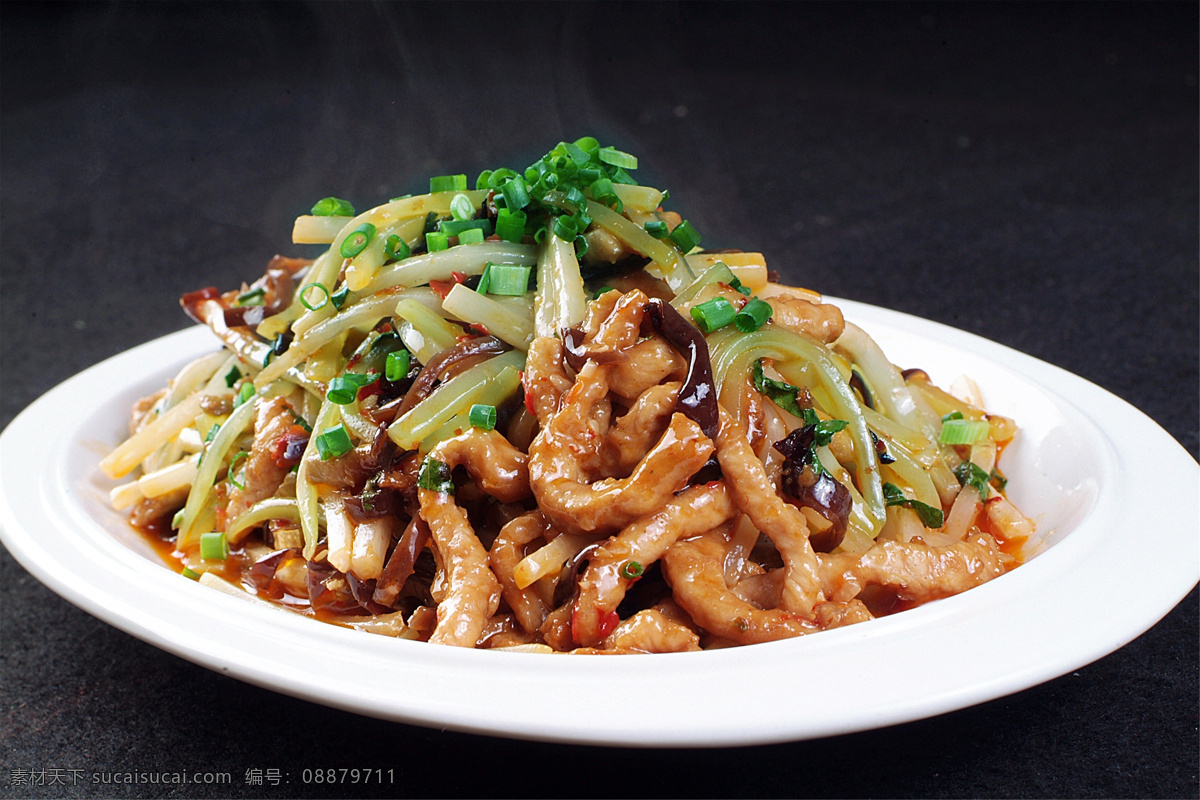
<box><xmin>102</xmin><ymin>139</ymin><xmax>1033</xmax><ymax>652</ymax></box>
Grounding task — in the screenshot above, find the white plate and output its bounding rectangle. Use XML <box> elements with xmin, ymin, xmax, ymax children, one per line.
<box><xmin>1</xmin><ymin>299</ymin><xmax>1196</xmax><ymax>747</ymax></box>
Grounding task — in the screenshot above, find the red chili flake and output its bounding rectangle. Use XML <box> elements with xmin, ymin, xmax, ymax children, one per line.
<box><xmin>597</xmin><ymin>609</ymin><xmax>620</xmax><ymax>639</ymax></box>
<box><xmin>428</xmin><ymin>279</ymin><xmax>455</xmax><ymax>300</ymax></box>
<box><xmin>450</xmin><ymin>270</ymin><xmax>469</xmax><ymax>284</ymax></box>
<box><xmin>356</xmin><ymin>377</ymin><xmax>382</xmax><ymax>402</ymax></box>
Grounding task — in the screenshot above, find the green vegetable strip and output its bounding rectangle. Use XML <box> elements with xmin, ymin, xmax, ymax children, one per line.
<box><xmin>836</xmin><ymin>322</ymin><xmax>942</xmax><ymax>441</ymax></box>
<box><xmin>256</xmin><ymin>290</ymin><xmax>405</xmax><ymax>387</ymax></box>
<box><xmin>582</xmin><ymin>199</ymin><xmax>694</xmax><ymax>292</ymax></box>
<box><xmin>388</xmin><ymin>351</ymin><xmax>525</xmax><ymax>450</ymax></box>
<box><xmin>393</xmin><ymin>297</ymin><xmax>462</xmax><ymax>364</ymax></box>
<box><xmin>708</xmin><ymin>328</ymin><xmax>885</xmax><ymax>533</ymax></box>
<box><xmin>441</xmin><ymin>284</ymin><xmax>534</xmax><ymax>350</ymax></box>
<box><xmin>669</xmin><ymin>262</ymin><xmax>738</xmax><ymax>309</ymax></box>
<box><xmin>534</xmin><ymin>231</ymin><xmax>587</xmax><ymax>338</ymax></box>
<box><xmin>298</xmin><ymin>397</ymin><xmax>340</xmax><ymax>559</ymax></box>
<box><xmin>177</xmin><ymin>395</ymin><xmax>257</xmax><ymax>549</ymax></box>
<box><xmin>225</xmin><ymin>498</ymin><xmax>301</xmax><ymax>545</ymax></box>
<box><xmin>417</xmin><ymin>366</ymin><xmax>522</xmax><ymax>451</ymax></box>
<box><xmin>291</xmin><ymin>190</ymin><xmax>488</xmax><ymax>336</ymax></box>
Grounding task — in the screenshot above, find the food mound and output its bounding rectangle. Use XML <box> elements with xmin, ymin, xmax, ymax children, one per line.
<box><xmin>101</xmin><ymin>139</ymin><xmax>1033</xmax><ymax>652</ymax></box>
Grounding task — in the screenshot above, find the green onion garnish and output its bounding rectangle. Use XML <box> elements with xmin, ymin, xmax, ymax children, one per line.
<box><xmin>235</xmin><ymin>287</ymin><xmax>266</xmax><ymax>306</ymax></box>
<box><xmin>728</xmin><ymin>276</ymin><xmax>752</xmax><ymax>296</ymax></box>
<box><xmin>330</xmin><ymin>285</ymin><xmax>350</xmax><ymax>309</ymax></box>
<box><xmin>439</xmin><ymin>219</ymin><xmax>493</xmax><ymax>237</ymax></box>
<box><xmin>385</xmin><ymin>349</ymin><xmax>410</xmax><ymax>382</ymax></box>
<box><xmin>299</xmin><ymin>283</ymin><xmax>331</xmax><ymax>311</ymax></box>
<box><xmin>426</xmin><ymin>231</ymin><xmax>449</xmax><ymax>252</ymax></box>
<box><xmin>199</xmin><ymin>531</ymin><xmax>229</xmax><ymax>561</ymax></box>
<box><xmin>620</xmin><ymin>560</ymin><xmax>644</xmax><ymax>580</ymax></box>
<box><xmin>690</xmin><ymin>297</ymin><xmax>737</xmax><ymax>333</ymax></box>
<box><xmin>457</xmin><ymin>227</ymin><xmax>486</xmax><ymax>245</ymax></box>
<box><xmin>311</xmin><ymin>197</ymin><xmax>355</xmax><ymax>216</ymax></box>
<box><xmin>450</xmin><ymin>193</ymin><xmax>475</xmax><ymax>221</ymax></box>
<box><xmin>495</xmin><ymin>208</ymin><xmax>526</xmax><ymax>243</ymax></box>
<box><xmin>326</xmin><ymin>372</ymin><xmax>375</xmax><ymax>405</ymax></box>
<box><xmin>500</xmin><ymin>176</ymin><xmax>531</xmax><ymax>210</ymax></box>
<box><xmin>483</xmin><ymin>264</ymin><xmax>531</xmax><ymax>296</ymax></box>
<box><xmin>417</xmin><ymin>457</ymin><xmax>455</xmax><ymax>495</ymax></box>
<box><xmin>315</xmin><ymin>423</ymin><xmax>354</xmax><ymax>461</ymax></box>
<box><xmin>942</xmin><ymin>411</ymin><xmax>964</xmax><ymax>422</ymax></box>
<box><xmin>384</xmin><ymin>234</ymin><xmax>411</xmax><ymax>261</ymax></box>
<box><xmin>597</xmin><ymin>146</ymin><xmax>638</xmax><ymax>170</ymax></box>
<box><xmin>171</xmin><ymin>508</ymin><xmax>185</xmax><ymax>530</ymax></box>
<box><xmin>429</xmin><ymin>174</ymin><xmax>468</xmax><ymax>193</ymax></box>
<box><xmin>552</xmin><ymin>214</ymin><xmax>579</xmax><ymax>242</ymax></box>
<box><xmin>939</xmin><ymin>418</ymin><xmax>991</xmax><ymax>445</ymax></box>
<box><xmin>469</xmin><ymin>403</ymin><xmax>497</xmax><ymax>431</ymax></box>
<box><xmin>235</xmin><ymin>382</ymin><xmax>256</xmax><ymax>406</ymax></box>
<box><xmin>224</xmin><ymin>365</ymin><xmax>242</xmax><ymax>388</ymax></box>
<box><xmin>644</xmin><ymin>220</ymin><xmax>669</xmax><ymax>238</ymax></box>
<box><xmin>181</xmin><ymin>567</ymin><xmax>200</xmax><ymax>580</ymax></box>
<box><xmin>668</xmin><ymin>219</ymin><xmax>701</xmax><ymax>253</ymax></box>
<box><xmin>340</xmin><ymin>222</ymin><xmax>377</xmax><ymax>258</ymax></box>
<box><xmin>882</xmin><ymin>482</ymin><xmax>946</xmax><ymax>529</ymax></box>
<box><xmin>752</xmin><ymin>358</ymin><xmax>805</xmax><ymax>418</ymax></box>
<box><xmin>734</xmin><ymin>297</ymin><xmax>773</xmax><ymax>332</ymax></box>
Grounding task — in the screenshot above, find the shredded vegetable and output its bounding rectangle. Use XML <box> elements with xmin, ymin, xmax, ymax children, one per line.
<box><xmin>104</xmin><ymin>138</ymin><xmax>1032</xmax><ymax>652</ymax></box>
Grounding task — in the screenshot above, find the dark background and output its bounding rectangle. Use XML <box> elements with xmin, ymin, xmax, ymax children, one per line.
<box><xmin>1</xmin><ymin>2</ymin><xmax>1196</xmax><ymax>798</ymax></box>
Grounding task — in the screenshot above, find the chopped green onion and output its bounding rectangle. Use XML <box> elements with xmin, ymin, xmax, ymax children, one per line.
<box><xmin>171</xmin><ymin>508</ymin><xmax>185</xmax><ymax>530</ymax></box>
<box><xmin>598</xmin><ymin>146</ymin><xmax>638</xmax><ymax>170</ymax></box>
<box><xmin>384</xmin><ymin>234</ymin><xmax>411</xmax><ymax>261</ymax></box>
<box><xmin>939</xmin><ymin>418</ymin><xmax>991</xmax><ymax>445</ymax></box>
<box><xmin>611</xmin><ymin>166</ymin><xmax>636</xmax><ymax>185</ymax></box>
<box><xmin>326</xmin><ymin>372</ymin><xmax>375</xmax><ymax>405</ymax></box>
<box><xmin>227</xmin><ymin>451</ymin><xmax>248</xmax><ymax>489</ymax></box>
<box><xmin>728</xmin><ymin>276</ymin><xmax>752</xmax><ymax>296</ymax></box>
<box><xmin>942</xmin><ymin>411</ymin><xmax>964</xmax><ymax>422</ymax></box>
<box><xmin>417</xmin><ymin>457</ymin><xmax>454</xmax><ymax>494</ymax></box>
<box><xmin>457</xmin><ymin>227</ymin><xmax>485</xmax><ymax>245</ymax></box>
<box><xmin>469</xmin><ymin>403</ymin><xmax>497</xmax><ymax>430</ymax></box>
<box><xmin>669</xmin><ymin>220</ymin><xmax>702</xmax><ymax>253</ymax></box>
<box><xmin>734</xmin><ymin>297</ymin><xmax>773</xmax><ymax>332</ymax></box>
<box><xmin>311</xmin><ymin>197</ymin><xmax>355</xmax><ymax>217</ymax></box>
<box><xmin>439</xmin><ymin>218</ymin><xmax>493</xmax><ymax>237</ymax></box>
<box><xmin>882</xmin><ymin>482</ymin><xmax>946</xmax><ymax>528</ymax></box>
<box><xmin>235</xmin><ymin>382</ymin><xmax>256</xmax><ymax>406</ymax></box>
<box><xmin>199</xmin><ymin>531</ymin><xmax>229</xmax><ymax>561</ymax></box>
<box><xmin>450</xmin><ymin>193</ymin><xmax>475</xmax><ymax>221</ymax></box>
<box><xmin>224</xmin><ymin>365</ymin><xmax>242</xmax><ymax>388</ymax></box>
<box><xmin>385</xmin><ymin>349</ymin><xmax>410</xmax><ymax>382</ymax></box>
<box><xmin>430</xmin><ymin>174</ymin><xmax>468</xmax><ymax>193</ymax></box>
<box><xmin>552</xmin><ymin>214</ymin><xmax>578</xmax><ymax>241</ymax></box>
<box><xmin>330</xmin><ymin>285</ymin><xmax>350</xmax><ymax>309</ymax></box>
<box><xmin>340</xmin><ymin>222</ymin><xmax>376</xmax><ymax>258</ymax></box>
<box><xmin>620</xmin><ymin>560</ymin><xmax>644</xmax><ymax>580</ymax></box>
<box><xmin>181</xmin><ymin>567</ymin><xmax>200</xmax><ymax>580</ymax></box>
<box><xmin>690</xmin><ymin>297</ymin><xmax>737</xmax><ymax>333</ymax></box>
<box><xmin>235</xmin><ymin>287</ymin><xmax>266</xmax><ymax>306</ymax></box>
<box><xmin>573</xmin><ymin>234</ymin><xmax>589</xmax><ymax>258</ymax></box>
<box><xmin>501</xmin><ymin>176</ymin><xmax>531</xmax><ymax>210</ymax></box>
<box><xmin>204</xmin><ymin>424</ymin><xmax>219</xmax><ymax>443</ymax></box>
<box><xmin>644</xmin><ymin>219</ymin><xmax>669</xmax><ymax>239</ymax></box>
<box><xmin>495</xmin><ymin>208</ymin><xmax>527</xmax><ymax>243</ymax></box>
<box><xmin>299</xmin><ymin>283</ymin><xmax>331</xmax><ymax>311</ymax></box>
<box><xmin>476</xmin><ymin>262</ymin><xmax>493</xmax><ymax>295</ymax></box>
<box><xmin>573</xmin><ymin>136</ymin><xmax>600</xmax><ymax>153</ymax></box>
<box><xmin>426</xmin><ymin>231</ymin><xmax>450</xmax><ymax>252</ymax></box>
<box><xmin>315</xmin><ymin>423</ymin><xmax>354</xmax><ymax>461</ymax></box>
<box><xmin>483</xmin><ymin>264</ymin><xmax>531</xmax><ymax>296</ymax></box>
<box><xmin>475</xmin><ymin>170</ymin><xmax>493</xmax><ymax>190</ymax></box>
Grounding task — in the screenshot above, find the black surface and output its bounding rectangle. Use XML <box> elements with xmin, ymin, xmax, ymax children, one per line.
<box><xmin>1</xmin><ymin>2</ymin><xmax>1196</xmax><ymax>798</ymax></box>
